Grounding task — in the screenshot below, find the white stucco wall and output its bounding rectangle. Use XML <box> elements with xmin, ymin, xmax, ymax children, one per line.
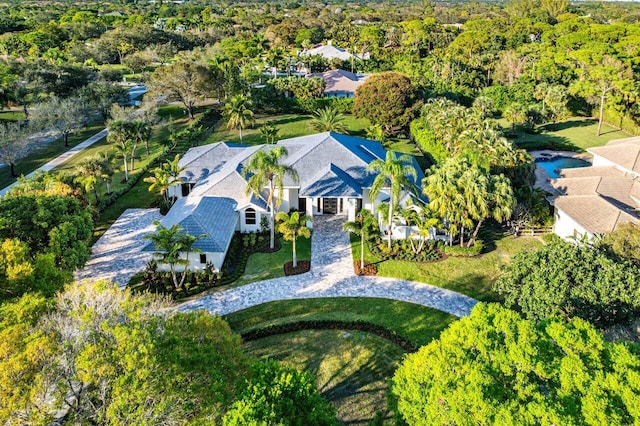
<box><xmin>239</xmin><ymin>207</ymin><xmax>264</xmax><ymax>233</ymax></box>
<box><xmin>553</xmin><ymin>207</ymin><xmax>592</xmax><ymax>241</ymax></box>
<box><xmin>156</xmin><ymin>251</ymin><xmax>225</xmax><ymax>273</ymax></box>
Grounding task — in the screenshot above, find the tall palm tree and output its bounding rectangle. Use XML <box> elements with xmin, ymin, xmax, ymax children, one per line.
<box><xmin>107</xmin><ymin>121</ymin><xmax>133</xmax><ymax>182</ymax></box>
<box><xmin>143</xmin><ymin>221</ymin><xmax>204</xmax><ymax>290</ymax></box>
<box><xmin>97</xmin><ymin>150</ymin><xmax>116</xmax><ymax>194</ymax></box>
<box><xmin>224</xmin><ymin>94</ymin><xmax>254</xmax><ymax>142</ymax></box>
<box><xmin>367</xmin><ymin>151</ymin><xmax>418</xmax><ymax>248</ymax></box>
<box><xmin>276</xmin><ymin>211</ymin><xmax>311</xmax><ymax>268</ymax></box>
<box><xmin>309</xmin><ymin>106</ymin><xmax>349</xmax><ymax>133</ymax></box>
<box><xmin>243</xmin><ymin>147</ymin><xmax>299</xmax><ymax>250</ymax></box>
<box><xmin>343</xmin><ymin>209</ymin><xmax>378</xmax><ymax>269</ymax></box>
<box><xmin>75</xmin><ymin>157</ymin><xmax>106</xmax><ymax>204</ymax></box>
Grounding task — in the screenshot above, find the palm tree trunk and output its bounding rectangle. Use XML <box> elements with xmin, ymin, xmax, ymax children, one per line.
<box><xmin>64</xmin><ymin>132</ymin><xmax>69</xmax><ymax>147</ymax></box>
<box><xmin>269</xmin><ymin>193</ymin><xmax>275</xmax><ymax>250</ymax></box>
<box><xmin>597</xmin><ymin>91</ymin><xmax>606</xmax><ymax>137</ymax></box>
<box><xmin>130</xmin><ymin>145</ymin><xmax>136</xmax><ymax>171</ymax></box>
<box><xmin>9</xmin><ymin>162</ymin><xmax>16</xmax><ymax>177</ymax></box>
<box><xmin>460</xmin><ymin>223</ymin><xmax>465</xmax><ymax>247</ymax></box>
<box><xmin>93</xmin><ymin>187</ymin><xmax>100</xmax><ymax>205</ymax></box>
<box><xmin>170</xmin><ymin>265</ymin><xmax>179</xmax><ymax>290</ymax></box>
<box><xmin>360</xmin><ymin>231</ymin><xmax>365</xmax><ymax>270</ymax></box>
<box><xmin>469</xmin><ymin>218</ymin><xmax>484</xmax><ymax>247</ymax></box>
<box><xmin>387</xmin><ymin>200</ymin><xmax>393</xmax><ymax>248</ymax></box>
<box><xmin>239</xmin><ymin>127</ymin><xmax>243</xmax><ymax>143</ymax></box>
<box><xmin>292</xmin><ymin>237</ymin><xmax>297</xmax><ymax>268</ymax></box>
<box><xmin>106</xmin><ymin>181</ymin><xmax>112</xmax><ymax>194</ymax></box>
<box><xmin>123</xmin><ymin>156</ymin><xmax>129</xmax><ymax>182</ymax></box>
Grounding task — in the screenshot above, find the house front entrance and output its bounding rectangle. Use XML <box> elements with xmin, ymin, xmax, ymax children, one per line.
<box><xmin>323</xmin><ymin>198</ymin><xmax>338</xmax><ymax>214</ymax></box>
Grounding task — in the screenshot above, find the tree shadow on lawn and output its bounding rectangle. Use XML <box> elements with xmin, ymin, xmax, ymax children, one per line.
<box><xmin>541</xmin><ymin>118</ymin><xmax>595</xmax><ymax>132</ymax></box>
<box><xmin>269</xmin><ymin>115</ymin><xmax>312</xmax><ymax>126</ymax></box>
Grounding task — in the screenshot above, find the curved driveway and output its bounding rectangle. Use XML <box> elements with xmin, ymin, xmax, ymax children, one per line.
<box><xmin>180</xmin><ymin>215</ymin><xmax>478</xmax><ymax>318</ymax></box>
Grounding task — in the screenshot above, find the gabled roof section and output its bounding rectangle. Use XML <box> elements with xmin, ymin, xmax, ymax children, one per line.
<box><xmin>301</xmin><ymin>44</ymin><xmax>357</xmax><ymax>61</ymax></box>
<box><xmin>307</xmin><ymin>69</ymin><xmax>369</xmax><ymax>94</ymax></box>
<box><xmin>588</xmin><ymin>137</ymin><xmax>640</xmax><ymax>175</ymax></box>
<box><xmin>179</xmin><ymin>142</ymin><xmax>247</xmax><ymax>183</ymax></box>
<box><xmin>301</xmin><ymin>164</ymin><xmax>362</xmax><ymax>197</ymax></box>
<box><xmin>142</xmin><ymin>196</ymin><xmax>238</xmax><ymax>253</ymax></box>
<box><xmin>554</xmin><ymin>195</ymin><xmax>640</xmax><ymax>234</ymax></box>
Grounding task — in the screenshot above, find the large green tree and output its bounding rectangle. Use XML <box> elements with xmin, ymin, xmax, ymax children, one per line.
<box><xmin>494</xmin><ymin>240</ymin><xmax>640</xmax><ymax>326</ymax></box>
<box><xmin>147</xmin><ymin>61</ymin><xmax>212</xmax><ymax>120</ymax></box>
<box><xmin>393</xmin><ymin>303</ymin><xmax>640</xmax><ymax>425</ymax></box>
<box><xmin>243</xmin><ymin>146</ymin><xmax>298</xmax><ymax>250</ymax></box>
<box><xmin>353</xmin><ymin>72</ymin><xmax>421</xmax><ymax>132</ymax></box>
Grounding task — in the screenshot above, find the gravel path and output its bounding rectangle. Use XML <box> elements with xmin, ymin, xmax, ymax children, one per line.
<box><xmin>74</xmin><ymin>208</ymin><xmax>162</xmax><ymax>287</ymax></box>
<box><xmin>180</xmin><ymin>215</ymin><xmax>478</xmax><ymax>318</ymax></box>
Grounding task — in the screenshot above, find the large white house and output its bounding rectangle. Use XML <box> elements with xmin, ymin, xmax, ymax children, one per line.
<box><xmin>145</xmin><ymin>132</ymin><xmax>424</xmax><ymax>271</ymax></box>
<box><xmin>550</xmin><ymin>136</ymin><xmax>640</xmax><ymax>240</ymax></box>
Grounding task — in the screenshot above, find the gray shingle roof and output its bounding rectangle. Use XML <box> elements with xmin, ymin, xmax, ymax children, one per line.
<box><xmin>143</xmin><ymin>196</ymin><xmax>238</xmax><ymax>253</ymax></box>
<box><xmin>179</xmin><ymin>142</ymin><xmax>247</xmax><ymax>183</ymax></box>
<box><xmin>301</xmin><ymin>164</ymin><xmax>362</xmax><ymax>197</ymax></box>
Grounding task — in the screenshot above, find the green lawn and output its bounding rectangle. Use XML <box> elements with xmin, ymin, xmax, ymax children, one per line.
<box><xmin>0</xmin><ymin>109</ymin><xmax>27</xmax><ymax>122</ymax></box>
<box><xmin>230</xmin><ymin>236</ymin><xmax>312</xmax><ymax>287</ymax></box>
<box><xmin>350</xmin><ymin>233</ymin><xmax>543</xmax><ymax>302</ymax></box>
<box><xmin>225</xmin><ymin>298</ymin><xmax>456</xmax><ymax>425</ymax></box>
<box><xmin>499</xmin><ymin>117</ymin><xmax>631</xmax><ymax>152</ymax></box>
<box><xmin>204</xmin><ymin>114</ymin><xmax>371</xmax><ymax>146</ymax></box>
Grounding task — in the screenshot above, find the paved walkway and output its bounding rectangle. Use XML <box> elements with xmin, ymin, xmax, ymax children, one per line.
<box><xmin>0</xmin><ymin>86</ymin><xmax>147</xmax><ymax>197</ymax></box>
<box><xmin>180</xmin><ymin>215</ymin><xmax>478</xmax><ymax>318</ymax></box>
<box><xmin>74</xmin><ymin>208</ymin><xmax>163</xmax><ymax>287</ymax></box>
<box><xmin>0</xmin><ymin>128</ymin><xmax>109</xmax><ymax>197</ymax></box>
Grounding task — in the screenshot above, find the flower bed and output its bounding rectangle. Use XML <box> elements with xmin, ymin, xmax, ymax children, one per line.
<box><xmin>368</xmin><ymin>237</ymin><xmax>443</xmax><ymax>263</ymax></box>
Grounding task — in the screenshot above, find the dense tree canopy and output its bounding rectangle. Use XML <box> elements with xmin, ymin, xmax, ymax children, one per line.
<box><xmin>393</xmin><ymin>303</ymin><xmax>640</xmax><ymax>426</ymax></box>
<box><xmin>494</xmin><ymin>239</ymin><xmax>640</xmax><ymax>326</ymax></box>
<box><xmin>353</xmin><ymin>72</ymin><xmax>421</xmax><ymax>132</ymax></box>
<box><xmin>0</xmin><ymin>193</ymin><xmax>93</xmax><ymax>270</ymax></box>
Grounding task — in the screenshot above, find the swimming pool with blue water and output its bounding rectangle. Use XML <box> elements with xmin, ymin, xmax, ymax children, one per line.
<box><xmin>535</xmin><ymin>157</ymin><xmax>591</xmax><ymax>179</ymax></box>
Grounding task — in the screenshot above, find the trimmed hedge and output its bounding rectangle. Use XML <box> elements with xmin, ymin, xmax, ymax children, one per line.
<box><xmin>442</xmin><ymin>240</ymin><xmax>484</xmax><ymax>257</ymax></box>
<box><xmin>240</xmin><ymin>319</ymin><xmax>418</xmax><ymax>352</ymax></box>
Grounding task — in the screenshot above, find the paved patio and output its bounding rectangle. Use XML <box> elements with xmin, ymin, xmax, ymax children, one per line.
<box><xmin>74</xmin><ymin>208</ymin><xmax>162</xmax><ymax>287</ymax></box>
<box><xmin>180</xmin><ymin>215</ymin><xmax>478</xmax><ymax>318</ymax></box>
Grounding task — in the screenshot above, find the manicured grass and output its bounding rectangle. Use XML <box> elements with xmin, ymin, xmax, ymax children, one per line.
<box><xmin>226</xmin><ymin>298</ymin><xmax>456</xmax><ymax>425</ymax></box>
<box><xmin>350</xmin><ymin>233</ymin><xmax>544</xmax><ymax>302</ymax></box>
<box><xmin>225</xmin><ymin>297</ymin><xmax>456</xmax><ymax>347</ymax></box>
<box><xmin>232</xmin><ymin>236</ymin><xmax>312</xmax><ymax>286</ymax></box>
<box><xmin>499</xmin><ymin>117</ymin><xmax>631</xmax><ymax>152</ymax></box>
<box><xmin>204</xmin><ymin>114</ymin><xmax>371</xmax><ymax>146</ymax></box>
<box><xmin>0</xmin><ymin>122</ymin><xmax>105</xmax><ymax>189</ymax></box>
<box><xmin>0</xmin><ymin>110</ymin><xmax>27</xmax><ymax>122</ymax></box>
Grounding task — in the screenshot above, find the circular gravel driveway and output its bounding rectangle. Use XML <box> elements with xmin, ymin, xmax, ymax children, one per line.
<box><xmin>180</xmin><ymin>215</ymin><xmax>478</xmax><ymax>318</ymax></box>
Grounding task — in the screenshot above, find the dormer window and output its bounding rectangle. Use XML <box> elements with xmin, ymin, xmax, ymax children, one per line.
<box><xmin>245</xmin><ymin>208</ymin><xmax>256</xmax><ymax>225</ymax></box>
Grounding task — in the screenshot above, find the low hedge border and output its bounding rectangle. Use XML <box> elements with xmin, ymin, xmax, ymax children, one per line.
<box><xmin>240</xmin><ymin>319</ymin><xmax>418</xmax><ymax>353</ymax></box>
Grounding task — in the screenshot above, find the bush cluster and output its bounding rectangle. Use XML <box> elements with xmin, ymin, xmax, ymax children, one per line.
<box><xmin>442</xmin><ymin>240</ymin><xmax>484</xmax><ymax>257</ymax></box>
<box><xmin>368</xmin><ymin>237</ymin><xmax>442</xmax><ymax>263</ymax></box>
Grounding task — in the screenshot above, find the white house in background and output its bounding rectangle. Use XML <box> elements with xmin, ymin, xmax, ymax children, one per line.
<box><xmin>300</xmin><ymin>41</ymin><xmax>362</xmax><ymax>62</ymax></box>
<box><xmin>307</xmin><ymin>69</ymin><xmax>369</xmax><ymax>98</ymax></box>
<box><xmin>550</xmin><ymin>136</ymin><xmax>640</xmax><ymax>240</ymax></box>
<box><xmin>145</xmin><ymin>132</ymin><xmax>425</xmax><ymax>271</ymax></box>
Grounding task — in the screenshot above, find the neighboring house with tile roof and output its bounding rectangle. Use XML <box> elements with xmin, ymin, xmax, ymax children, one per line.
<box><xmin>150</xmin><ymin>132</ymin><xmax>425</xmax><ymax>271</ymax></box>
<box><xmin>300</xmin><ymin>41</ymin><xmax>361</xmax><ymax>62</ymax></box>
<box><xmin>549</xmin><ymin>137</ymin><xmax>640</xmax><ymax>240</ymax></box>
<box><xmin>307</xmin><ymin>69</ymin><xmax>369</xmax><ymax>98</ymax></box>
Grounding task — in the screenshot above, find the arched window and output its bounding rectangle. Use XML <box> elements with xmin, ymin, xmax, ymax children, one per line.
<box><xmin>245</xmin><ymin>208</ymin><xmax>256</xmax><ymax>225</ymax></box>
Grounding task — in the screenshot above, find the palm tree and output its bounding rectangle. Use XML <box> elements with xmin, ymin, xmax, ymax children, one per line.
<box><xmin>343</xmin><ymin>209</ymin><xmax>378</xmax><ymax>269</ymax></box>
<box><xmin>144</xmin><ymin>167</ymin><xmax>171</xmax><ymax>206</ymax></box>
<box><xmin>260</xmin><ymin>123</ymin><xmax>279</xmax><ymax>144</ymax></box>
<box><xmin>97</xmin><ymin>150</ymin><xmax>116</xmax><ymax>194</ymax></box>
<box><xmin>365</xmin><ymin>123</ymin><xmax>387</xmax><ymax>144</ymax></box>
<box><xmin>75</xmin><ymin>157</ymin><xmax>106</xmax><ymax>204</ymax></box>
<box><xmin>224</xmin><ymin>94</ymin><xmax>254</xmax><ymax>142</ymax></box>
<box><xmin>276</xmin><ymin>211</ymin><xmax>311</xmax><ymax>268</ymax></box>
<box><xmin>243</xmin><ymin>147</ymin><xmax>299</xmax><ymax>250</ymax></box>
<box><xmin>143</xmin><ymin>221</ymin><xmax>204</xmax><ymax>290</ymax></box>
<box><xmin>367</xmin><ymin>151</ymin><xmax>418</xmax><ymax>248</ymax></box>
<box><xmin>107</xmin><ymin>120</ymin><xmax>134</xmax><ymax>182</ymax></box>
<box><xmin>503</xmin><ymin>102</ymin><xmax>528</xmax><ymax>134</ymax></box>
<box><xmin>309</xmin><ymin>107</ymin><xmax>349</xmax><ymax>133</ymax></box>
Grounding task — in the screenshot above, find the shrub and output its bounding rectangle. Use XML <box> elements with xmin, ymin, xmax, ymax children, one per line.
<box><xmin>442</xmin><ymin>240</ymin><xmax>484</xmax><ymax>257</ymax></box>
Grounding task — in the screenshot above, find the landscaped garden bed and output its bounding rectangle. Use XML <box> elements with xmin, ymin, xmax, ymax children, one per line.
<box><xmin>132</xmin><ymin>231</ymin><xmax>274</xmax><ymax>298</ymax></box>
<box><xmin>284</xmin><ymin>260</ymin><xmax>310</xmax><ymax>276</ymax></box>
